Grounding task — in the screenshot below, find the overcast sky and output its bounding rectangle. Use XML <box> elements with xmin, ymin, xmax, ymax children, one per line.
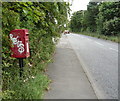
<box><xmin>70</xmin><ymin>0</ymin><xmax>90</xmax><ymax>14</ymax></box>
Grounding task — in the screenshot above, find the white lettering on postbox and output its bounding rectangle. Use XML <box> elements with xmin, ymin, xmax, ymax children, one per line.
<box><xmin>10</xmin><ymin>34</ymin><xmax>25</xmax><ymax>54</ymax></box>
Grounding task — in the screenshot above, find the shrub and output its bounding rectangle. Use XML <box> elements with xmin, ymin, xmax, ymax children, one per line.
<box><xmin>103</xmin><ymin>17</ymin><xmax>120</xmax><ymax>36</ymax></box>
<box><xmin>2</xmin><ymin>2</ymin><xmax>69</xmax><ymax>99</ymax></box>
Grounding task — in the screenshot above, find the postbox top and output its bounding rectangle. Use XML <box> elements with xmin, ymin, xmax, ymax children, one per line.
<box><xmin>10</xmin><ymin>29</ymin><xmax>29</xmax><ymax>34</ymax></box>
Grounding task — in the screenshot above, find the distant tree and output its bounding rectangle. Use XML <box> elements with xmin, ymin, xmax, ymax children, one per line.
<box><xmin>96</xmin><ymin>2</ymin><xmax>120</xmax><ymax>35</ymax></box>
<box><xmin>70</xmin><ymin>2</ymin><xmax>120</xmax><ymax>36</ymax></box>
<box><xmin>70</xmin><ymin>10</ymin><xmax>84</xmax><ymax>32</ymax></box>
<box><xmin>85</xmin><ymin>2</ymin><xmax>99</xmax><ymax>32</ymax></box>
<box><xmin>70</xmin><ymin>2</ymin><xmax>99</xmax><ymax>32</ymax></box>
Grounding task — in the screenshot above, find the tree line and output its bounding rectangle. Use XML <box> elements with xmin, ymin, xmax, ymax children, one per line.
<box><xmin>70</xmin><ymin>2</ymin><xmax>120</xmax><ymax>36</ymax></box>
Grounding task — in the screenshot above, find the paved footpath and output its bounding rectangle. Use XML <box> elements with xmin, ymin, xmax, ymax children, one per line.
<box><xmin>44</xmin><ymin>34</ymin><xmax>97</xmax><ymax>99</ymax></box>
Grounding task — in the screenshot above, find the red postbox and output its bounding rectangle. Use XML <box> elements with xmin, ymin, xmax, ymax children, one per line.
<box><xmin>9</xmin><ymin>29</ymin><xmax>30</xmax><ymax>58</ymax></box>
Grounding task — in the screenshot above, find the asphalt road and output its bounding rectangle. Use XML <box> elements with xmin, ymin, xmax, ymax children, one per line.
<box><xmin>67</xmin><ymin>33</ymin><xmax>118</xmax><ymax>99</ymax></box>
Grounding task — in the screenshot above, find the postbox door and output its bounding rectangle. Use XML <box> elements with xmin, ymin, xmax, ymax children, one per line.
<box><xmin>9</xmin><ymin>29</ymin><xmax>30</xmax><ymax>58</ymax></box>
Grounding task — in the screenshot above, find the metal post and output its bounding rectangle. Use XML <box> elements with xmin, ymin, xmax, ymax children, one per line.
<box><xmin>19</xmin><ymin>58</ymin><xmax>24</xmax><ymax>77</ymax></box>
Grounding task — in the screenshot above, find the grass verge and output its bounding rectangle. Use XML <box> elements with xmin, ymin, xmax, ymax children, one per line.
<box><xmin>2</xmin><ymin>61</ymin><xmax>51</xmax><ymax>99</ymax></box>
<box><xmin>75</xmin><ymin>32</ymin><xmax>119</xmax><ymax>43</ymax></box>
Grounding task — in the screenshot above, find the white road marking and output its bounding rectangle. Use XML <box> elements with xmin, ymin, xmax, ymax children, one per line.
<box><xmin>95</xmin><ymin>42</ymin><xmax>104</xmax><ymax>46</ymax></box>
<box><xmin>109</xmin><ymin>48</ymin><xmax>118</xmax><ymax>52</ymax></box>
